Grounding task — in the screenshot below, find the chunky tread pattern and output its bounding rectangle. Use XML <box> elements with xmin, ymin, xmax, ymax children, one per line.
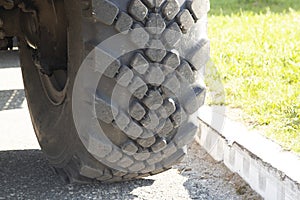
<box><xmin>176</xmin><ymin>9</ymin><xmax>194</xmax><ymax>33</ymax></box>
<box><xmin>128</xmin><ymin>0</ymin><xmax>148</xmax><ymax>21</ymax></box>
<box><xmin>115</xmin><ymin>12</ymin><xmax>133</xmax><ymax>33</ymax></box>
<box><xmin>142</xmin><ymin>0</ymin><xmax>165</xmax><ymax>8</ymax></box>
<box><xmin>145</xmin><ymin>40</ymin><xmax>167</xmax><ymax>62</ymax></box>
<box><xmin>129</xmin><ymin>101</ymin><xmax>146</xmax><ymax>121</ymax></box>
<box><xmin>130</xmin><ymin>53</ymin><xmax>149</xmax><ymax>74</ymax></box>
<box><xmin>143</xmin><ymin>90</ymin><xmax>164</xmax><ymax>110</ymax></box>
<box><xmin>162</xmin><ymin>22</ymin><xmax>182</xmax><ymax>48</ymax></box>
<box><xmin>92</xmin><ymin>0</ymin><xmax>119</xmax><ymax>25</ymax></box>
<box><xmin>146</xmin><ymin>13</ymin><xmax>166</xmax><ymax>35</ymax></box>
<box><xmin>59</xmin><ymin>0</ymin><xmax>209</xmax><ymax>183</ymax></box>
<box><xmin>130</xmin><ymin>24</ymin><xmax>150</xmax><ymax>48</ymax></box>
<box><xmin>162</xmin><ymin>0</ymin><xmax>180</xmax><ymax>20</ymax></box>
<box><xmin>187</xmin><ymin>0</ymin><xmax>210</xmax><ymax>20</ymax></box>
<box><xmin>176</xmin><ymin>60</ymin><xmax>195</xmax><ymax>84</ymax></box>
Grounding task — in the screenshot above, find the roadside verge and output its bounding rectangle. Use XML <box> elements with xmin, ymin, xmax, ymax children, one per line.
<box><xmin>195</xmin><ymin>106</ymin><xmax>300</xmax><ymax>200</ymax></box>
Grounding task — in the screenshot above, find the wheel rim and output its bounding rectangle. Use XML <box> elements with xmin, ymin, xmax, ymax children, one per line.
<box><xmin>21</xmin><ymin>1</ymin><xmax>69</xmax><ymax>105</ymax></box>
<box><xmin>39</xmin><ymin>69</ymin><xmax>69</xmax><ymax>105</ymax></box>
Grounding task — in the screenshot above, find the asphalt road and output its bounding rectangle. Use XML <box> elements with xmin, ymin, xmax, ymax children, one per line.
<box><xmin>0</xmin><ymin>51</ymin><xmax>261</xmax><ymax>200</ymax></box>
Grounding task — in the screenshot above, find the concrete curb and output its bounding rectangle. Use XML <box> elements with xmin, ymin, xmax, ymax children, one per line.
<box><xmin>195</xmin><ymin>106</ymin><xmax>300</xmax><ymax>200</ymax></box>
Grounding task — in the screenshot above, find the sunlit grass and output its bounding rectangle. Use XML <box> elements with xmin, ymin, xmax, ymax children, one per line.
<box><xmin>207</xmin><ymin>1</ymin><xmax>300</xmax><ymax>153</ymax></box>
<box><xmin>209</xmin><ymin>0</ymin><xmax>300</xmax><ymax>15</ymax></box>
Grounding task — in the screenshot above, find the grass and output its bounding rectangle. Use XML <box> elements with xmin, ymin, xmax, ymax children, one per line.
<box><xmin>209</xmin><ymin>0</ymin><xmax>300</xmax><ymax>15</ymax></box>
<box><xmin>207</xmin><ymin>0</ymin><xmax>300</xmax><ymax>153</ymax></box>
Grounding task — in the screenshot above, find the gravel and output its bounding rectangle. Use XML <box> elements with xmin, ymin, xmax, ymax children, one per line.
<box><xmin>0</xmin><ymin>142</ymin><xmax>261</xmax><ymax>200</ymax></box>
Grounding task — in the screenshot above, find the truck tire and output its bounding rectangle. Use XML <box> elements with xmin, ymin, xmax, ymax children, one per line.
<box><xmin>18</xmin><ymin>0</ymin><xmax>209</xmax><ymax>183</ymax></box>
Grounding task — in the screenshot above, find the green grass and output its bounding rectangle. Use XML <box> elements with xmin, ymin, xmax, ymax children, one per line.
<box><xmin>210</xmin><ymin>0</ymin><xmax>300</xmax><ymax>15</ymax></box>
<box><xmin>207</xmin><ymin>0</ymin><xmax>300</xmax><ymax>153</ymax></box>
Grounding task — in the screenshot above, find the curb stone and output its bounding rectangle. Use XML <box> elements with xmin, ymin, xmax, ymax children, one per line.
<box><xmin>195</xmin><ymin>106</ymin><xmax>300</xmax><ymax>200</ymax></box>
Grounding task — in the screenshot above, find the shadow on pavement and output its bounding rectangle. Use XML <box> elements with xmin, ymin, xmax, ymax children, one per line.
<box><xmin>0</xmin><ymin>150</ymin><xmax>154</xmax><ymax>199</ymax></box>
<box><xmin>0</xmin><ymin>89</ymin><xmax>25</xmax><ymax>111</ymax></box>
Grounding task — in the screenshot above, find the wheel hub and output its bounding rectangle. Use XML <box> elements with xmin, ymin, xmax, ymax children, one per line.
<box><xmin>20</xmin><ymin>1</ymin><xmax>69</xmax><ymax>105</ymax></box>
